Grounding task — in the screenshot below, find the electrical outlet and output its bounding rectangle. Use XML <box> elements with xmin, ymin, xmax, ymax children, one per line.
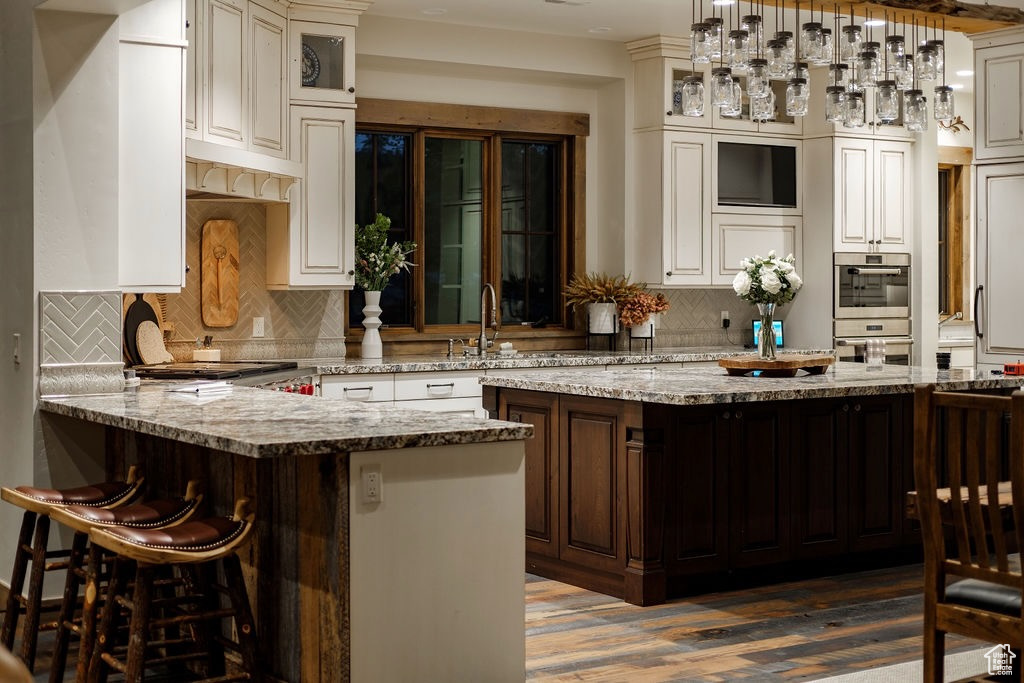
<box><xmin>361</xmin><ymin>465</ymin><xmax>382</xmax><ymax>504</ymax></box>
<box><xmin>252</xmin><ymin>317</ymin><xmax>265</xmax><ymax>338</ymax></box>
<box><xmin>721</xmin><ymin>311</ymin><xmax>730</xmax><ymax>329</ymax></box>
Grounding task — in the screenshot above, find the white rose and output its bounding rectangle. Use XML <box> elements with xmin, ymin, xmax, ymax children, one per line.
<box><xmin>732</xmin><ymin>270</ymin><xmax>752</xmax><ymax>296</ymax></box>
<box><xmin>788</xmin><ymin>272</ymin><xmax>803</xmax><ymax>290</ymax></box>
<box><xmin>760</xmin><ymin>267</ymin><xmax>782</xmax><ymax>294</ymax></box>
<box><xmin>776</xmin><ymin>260</ymin><xmax>795</xmax><ymax>274</ymax></box>
<box><xmin>767</xmin><ymin>249</ymin><xmax>776</xmax><ymax>258</ymax></box>
<box><xmin>785</xmin><ymin>253</ymin><xmax>795</xmax><ymax>262</ymax></box>
<box><xmin>739</xmin><ymin>258</ymin><xmax>752</xmax><ymax>269</ymax></box>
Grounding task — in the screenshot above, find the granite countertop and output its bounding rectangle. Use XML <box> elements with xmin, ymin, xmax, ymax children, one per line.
<box><xmin>39</xmin><ymin>384</ymin><xmax>532</xmax><ymax>458</ymax></box>
<box><xmin>479</xmin><ymin>362</ymin><xmax>1024</xmax><ymax>405</ymax></box>
<box><xmin>304</xmin><ymin>347</ymin><xmax>833</xmax><ymax>375</ymax></box>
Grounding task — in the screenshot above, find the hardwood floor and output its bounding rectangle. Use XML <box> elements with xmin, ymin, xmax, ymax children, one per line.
<box><xmin>526</xmin><ymin>563</ymin><xmax>981</xmax><ymax>682</ymax></box>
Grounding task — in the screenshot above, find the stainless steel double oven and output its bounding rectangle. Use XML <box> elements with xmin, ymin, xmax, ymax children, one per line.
<box><xmin>834</xmin><ymin>253</ymin><xmax>912</xmax><ymax>365</ymax></box>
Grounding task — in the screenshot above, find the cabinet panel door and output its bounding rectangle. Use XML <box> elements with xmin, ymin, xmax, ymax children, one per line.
<box><xmin>502</xmin><ymin>392</ymin><xmax>560</xmax><ymax>558</ymax></box>
<box><xmin>847</xmin><ymin>396</ymin><xmax>904</xmax><ymax>551</ymax></box>
<box><xmin>977</xmin><ymin>44</ymin><xmax>1024</xmax><ymax>160</ymax></box>
<box><xmin>185</xmin><ymin>0</ymin><xmax>200</xmax><ymax>136</ymax></box>
<box><xmin>833</xmin><ymin>139</ymin><xmax>872</xmax><ymax>251</ymax></box>
<box><xmin>663</xmin><ymin>133</ymin><xmax>712</xmax><ymax>284</ymax></box>
<box><xmin>559</xmin><ymin>398</ymin><xmax>624</xmax><ymax>573</ymax></box>
<box><xmin>728</xmin><ymin>403</ymin><xmax>791</xmax><ymax>567</ymax></box>
<box><xmin>791</xmin><ymin>400</ymin><xmax>847</xmax><ymax>559</ymax></box>
<box><xmin>874</xmin><ymin>140</ymin><xmax>911</xmax><ymax>252</ymax></box>
<box><xmin>206</xmin><ymin>0</ymin><xmax>246</xmax><ymax>146</ymax></box>
<box><xmin>711</xmin><ymin>214</ymin><xmax>801</xmax><ymax>286</ymax></box>
<box><xmin>249</xmin><ymin>3</ymin><xmax>287</xmax><ymax>157</ymax></box>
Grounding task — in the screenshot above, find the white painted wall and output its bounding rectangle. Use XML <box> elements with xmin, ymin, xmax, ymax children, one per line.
<box><xmin>350</xmin><ymin>441</ymin><xmax>525</xmax><ymax>683</ymax></box>
<box><xmin>355</xmin><ymin>14</ymin><xmax>631</xmax><ymax>275</ymax></box>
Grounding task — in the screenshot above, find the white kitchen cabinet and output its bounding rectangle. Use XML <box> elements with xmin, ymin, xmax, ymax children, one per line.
<box><xmin>185</xmin><ymin>0</ymin><xmax>200</xmax><ymax>135</ymax></box>
<box><xmin>320</xmin><ymin>371</ymin><xmax>486</xmax><ymax>417</ymax></box>
<box><xmin>117</xmin><ymin>5</ymin><xmax>187</xmax><ymax>291</ymax></box>
<box><xmin>632</xmin><ymin>130</ymin><xmax>713</xmax><ymax>286</ymax></box>
<box><xmin>975</xmin><ymin>162</ymin><xmax>1024</xmax><ymax>370</ymax></box>
<box><xmin>711</xmin><ymin>214</ymin><xmax>801</xmax><ymax>286</ymax></box>
<box><xmin>974</xmin><ymin>37</ymin><xmax>1024</xmax><ymax>161</ymax></box>
<box><xmin>832</xmin><ymin>138</ymin><xmax>912</xmax><ymax>253</ymax></box>
<box><xmin>320</xmin><ymin>374</ymin><xmax>394</xmax><ymax>402</ymax></box>
<box><xmin>288</xmin><ymin>19</ymin><xmax>356</xmax><ymax>105</ymax></box>
<box><xmin>804</xmin><ymin>69</ymin><xmax>914</xmax><ymax>141</ymax></box>
<box><xmin>248</xmin><ymin>2</ymin><xmax>287</xmax><ymax>158</ymax></box>
<box><xmin>266</xmin><ymin>106</ymin><xmax>354</xmax><ymax>289</ymax></box>
<box><xmin>205</xmin><ymin>0</ymin><xmax>246</xmax><ymax>147</ymax></box>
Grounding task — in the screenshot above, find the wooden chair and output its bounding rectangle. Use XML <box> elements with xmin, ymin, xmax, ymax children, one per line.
<box><xmin>914</xmin><ymin>384</ymin><xmax>1024</xmax><ymax>682</ymax></box>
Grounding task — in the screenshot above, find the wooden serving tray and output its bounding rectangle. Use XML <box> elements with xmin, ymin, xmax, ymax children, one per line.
<box><xmin>718</xmin><ymin>354</ymin><xmax>835</xmax><ymax>377</ymax></box>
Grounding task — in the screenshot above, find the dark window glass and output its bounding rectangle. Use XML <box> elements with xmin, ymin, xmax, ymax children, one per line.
<box><xmin>351</xmin><ymin>132</ymin><xmax>413</xmax><ymax>327</ymax></box>
<box><xmin>501</xmin><ymin>141</ymin><xmax>559</xmax><ymax>324</ymax></box>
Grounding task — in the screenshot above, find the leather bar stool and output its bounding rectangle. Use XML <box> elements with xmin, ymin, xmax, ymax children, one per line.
<box><xmin>0</xmin><ymin>466</ymin><xmax>143</xmax><ymax>673</ymax></box>
<box><xmin>85</xmin><ymin>498</ymin><xmax>259</xmax><ymax>683</ymax></box>
<box><xmin>46</xmin><ymin>480</ymin><xmax>204</xmax><ymax>683</ymax></box>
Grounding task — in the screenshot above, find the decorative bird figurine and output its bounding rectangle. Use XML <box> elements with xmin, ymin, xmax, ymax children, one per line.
<box><xmin>938</xmin><ymin>115</ymin><xmax>970</xmax><ymax>134</ymax></box>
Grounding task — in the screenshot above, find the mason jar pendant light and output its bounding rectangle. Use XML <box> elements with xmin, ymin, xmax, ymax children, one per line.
<box><xmin>705</xmin><ymin>15</ymin><xmax>725</xmax><ymax>58</ymax></box>
<box><xmin>825</xmin><ymin>85</ymin><xmax>846</xmax><ymax>121</ymax></box>
<box><xmin>829</xmin><ymin>63</ymin><xmax>850</xmax><ymax>90</ymax></box>
<box><xmin>751</xmin><ymin>88</ymin><xmax>776</xmax><ymax>121</ymax></box>
<box><xmin>682</xmin><ymin>76</ymin><xmax>706</xmax><ymax>116</ymax></box>
<box><xmin>747</xmin><ymin>58</ymin><xmax>770</xmax><ymax>96</ymax></box>
<box><xmin>915</xmin><ymin>43</ymin><xmax>938</xmax><ymax>81</ymax></box>
<box><xmin>856</xmin><ymin>45</ymin><xmax>879</xmax><ymax>89</ymax></box>
<box><xmin>691</xmin><ymin>21</ymin><xmax>713</xmax><ymax>63</ymax></box>
<box><xmin>840</xmin><ymin>24</ymin><xmax>862</xmax><ymax>61</ymax></box>
<box><xmin>876</xmin><ymin>80</ymin><xmax>900</xmax><ymax>123</ymax></box>
<box><xmin>683</xmin><ymin>0</ymin><xmax>706</xmax><ymax>117</ymax></box>
<box><xmin>721</xmin><ymin>77</ymin><xmax>744</xmax><ymax>117</ymax></box>
<box><xmin>741</xmin><ymin>12</ymin><xmax>763</xmax><ymax>51</ymax></box>
<box><xmin>784</xmin><ymin>1</ymin><xmax>808</xmax><ymax>117</ymax></box>
<box><xmin>844</xmin><ymin>91</ymin><xmax>866</xmax><ymax>127</ymax></box>
<box><xmin>711</xmin><ymin>67</ymin><xmax>735</xmax><ymax>106</ymax></box>
<box><xmin>905</xmin><ymin>88</ymin><xmax>928</xmax><ymax>131</ymax></box>
<box><xmin>817</xmin><ymin>26</ymin><xmax>833</xmax><ymax>65</ymax></box>
<box><xmin>726</xmin><ymin>29</ymin><xmax>751</xmax><ymax>69</ymax></box>
<box><xmin>801</xmin><ymin>21</ymin><xmax>822</xmax><ymax>62</ymax></box>
<box><xmin>933</xmin><ymin>17</ymin><xmax>954</xmax><ymax>121</ymax></box>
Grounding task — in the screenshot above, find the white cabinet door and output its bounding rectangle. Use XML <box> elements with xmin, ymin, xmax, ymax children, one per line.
<box><xmin>711</xmin><ymin>214</ymin><xmax>801</xmax><ymax>286</ymax></box>
<box><xmin>267</xmin><ymin>106</ymin><xmax>354</xmax><ymax>289</ymax></box>
<box><xmin>321</xmin><ymin>375</ymin><xmax>395</xmax><ymax>402</ymax></box>
<box><xmin>248</xmin><ymin>3</ymin><xmax>287</xmax><ymax>158</ymax></box>
<box><xmin>976</xmin><ymin>43</ymin><xmax>1024</xmax><ymax>161</ymax></box>
<box><xmin>205</xmin><ymin>0</ymin><xmax>246</xmax><ymax>147</ymax></box>
<box><xmin>833</xmin><ymin>138</ymin><xmax>872</xmax><ymax>252</ymax></box>
<box><xmin>662</xmin><ymin>131</ymin><xmax>713</xmax><ymax>285</ymax></box>
<box><xmin>976</xmin><ymin>163</ymin><xmax>1024</xmax><ymax>367</ymax></box>
<box><xmin>289</xmin><ymin>19</ymin><xmax>356</xmax><ymax>105</ymax></box>
<box><xmin>185</xmin><ymin>0</ymin><xmax>200</xmax><ymax>136</ymax></box>
<box><xmin>873</xmin><ymin>140</ymin><xmax>911</xmax><ymax>253</ymax></box>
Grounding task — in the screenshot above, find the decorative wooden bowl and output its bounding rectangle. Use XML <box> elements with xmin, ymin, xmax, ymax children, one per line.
<box><xmin>718</xmin><ymin>354</ymin><xmax>835</xmax><ymax>377</ymax></box>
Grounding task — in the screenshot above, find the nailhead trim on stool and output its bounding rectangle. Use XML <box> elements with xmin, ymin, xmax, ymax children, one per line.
<box><xmin>0</xmin><ymin>466</ymin><xmax>143</xmax><ymax>674</ymax></box>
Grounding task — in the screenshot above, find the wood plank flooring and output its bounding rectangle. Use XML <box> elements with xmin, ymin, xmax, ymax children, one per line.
<box><xmin>526</xmin><ymin>563</ymin><xmax>981</xmax><ymax>682</ymax></box>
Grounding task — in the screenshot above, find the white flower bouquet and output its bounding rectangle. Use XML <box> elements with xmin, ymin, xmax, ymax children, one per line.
<box><xmin>731</xmin><ymin>251</ymin><xmax>803</xmax><ymax>305</ymax></box>
<box><xmin>354</xmin><ymin>213</ymin><xmax>417</xmax><ymax>292</ymax></box>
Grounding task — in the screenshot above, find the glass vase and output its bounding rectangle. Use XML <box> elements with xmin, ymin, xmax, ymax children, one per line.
<box><xmin>757</xmin><ymin>302</ymin><xmax>777</xmax><ymax>361</ymax></box>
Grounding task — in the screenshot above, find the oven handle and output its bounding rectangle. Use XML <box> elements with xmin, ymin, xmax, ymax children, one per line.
<box><xmin>847</xmin><ymin>267</ymin><xmax>903</xmax><ymax>276</ymax></box>
<box><xmin>835</xmin><ymin>336</ymin><xmax>914</xmax><ymax>346</ymax></box>
<box><xmin>974</xmin><ymin>284</ymin><xmax>984</xmax><ymax>339</ymax></box>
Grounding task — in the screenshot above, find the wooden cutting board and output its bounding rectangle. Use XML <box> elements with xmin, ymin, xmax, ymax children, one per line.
<box><xmin>718</xmin><ymin>354</ymin><xmax>835</xmax><ymax>377</ymax></box>
<box><xmin>201</xmin><ymin>219</ymin><xmax>239</xmax><ymax>328</ymax></box>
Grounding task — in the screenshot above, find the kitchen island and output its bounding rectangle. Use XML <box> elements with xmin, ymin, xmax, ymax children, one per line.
<box><xmin>481</xmin><ymin>362</ymin><xmax>1024</xmax><ymax>606</ymax></box>
<box><xmin>38</xmin><ymin>385</ymin><xmax>532</xmax><ymax>683</ymax></box>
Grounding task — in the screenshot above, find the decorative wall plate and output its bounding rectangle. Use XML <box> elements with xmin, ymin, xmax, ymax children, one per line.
<box><xmin>301</xmin><ymin>43</ymin><xmax>320</xmax><ymax>86</ymax></box>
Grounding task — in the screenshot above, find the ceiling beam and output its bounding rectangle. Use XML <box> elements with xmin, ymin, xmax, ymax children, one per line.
<box><xmin>771</xmin><ymin>1</ymin><xmax>1024</xmax><ymax>34</ymax></box>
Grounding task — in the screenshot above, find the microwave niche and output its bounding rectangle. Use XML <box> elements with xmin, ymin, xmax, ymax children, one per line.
<box><xmin>716</xmin><ymin>141</ymin><xmax>797</xmax><ymax>208</ymax></box>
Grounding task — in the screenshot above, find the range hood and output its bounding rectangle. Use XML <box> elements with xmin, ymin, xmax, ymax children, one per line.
<box><xmin>185</xmin><ymin>139</ymin><xmax>302</xmax><ymax>203</ymax></box>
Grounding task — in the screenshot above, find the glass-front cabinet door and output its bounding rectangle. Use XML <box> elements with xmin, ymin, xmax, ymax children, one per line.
<box><xmin>289</xmin><ymin>20</ymin><xmax>355</xmax><ymax>105</ymax></box>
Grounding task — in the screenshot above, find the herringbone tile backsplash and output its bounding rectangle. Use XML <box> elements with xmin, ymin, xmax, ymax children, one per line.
<box><xmin>647</xmin><ymin>288</ymin><xmax>780</xmax><ymax>349</ymax></box>
<box><xmin>164</xmin><ymin>202</ymin><xmax>346</xmax><ymax>359</ymax></box>
<box><xmin>40</xmin><ymin>291</ymin><xmax>122</xmax><ymax>364</ymax></box>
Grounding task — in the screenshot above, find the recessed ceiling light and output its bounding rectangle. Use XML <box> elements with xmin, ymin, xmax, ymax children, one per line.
<box><xmin>956</xmin><ymin>69</ymin><xmax>974</xmax><ymax>77</ymax></box>
<box><xmin>864</xmin><ymin>19</ymin><xmax>886</xmax><ymax>27</ymax></box>
<box><xmin>950</xmin><ymin>83</ymin><xmax>965</xmax><ymax>90</ymax></box>
<box><xmin>587</xmin><ymin>26</ymin><xmax>612</xmax><ymax>33</ymax></box>
<box><xmin>420</xmin><ymin>7</ymin><xmax>448</xmax><ymax>15</ymax></box>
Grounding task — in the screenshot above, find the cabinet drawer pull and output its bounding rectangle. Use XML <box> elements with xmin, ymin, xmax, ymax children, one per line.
<box><xmin>854</xmin><ymin>403</ymin><xmax>861</xmax><ymax>412</ymax></box>
<box><xmin>426</xmin><ymin>382</ymin><xmax>456</xmax><ymax>394</ymax></box>
<box><xmin>342</xmin><ymin>386</ymin><xmax>373</xmax><ymax>393</ymax></box>
<box><xmin>734</xmin><ymin>410</ymin><xmax>743</xmax><ymax>419</ymax></box>
<box><xmin>843</xmin><ymin>403</ymin><xmax>850</xmax><ymax>412</ymax></box>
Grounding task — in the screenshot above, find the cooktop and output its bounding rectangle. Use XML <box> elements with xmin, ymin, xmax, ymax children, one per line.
<box><xmin>133</xmin><ymin>361</ymin><xmax>299</xmax><ymax>380</ymax></box>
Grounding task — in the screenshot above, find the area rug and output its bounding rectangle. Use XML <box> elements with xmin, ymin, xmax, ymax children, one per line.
<box><xmin>813</xmin><ymin>648</ymin><xmax>989</xmax><ymax>682</ymax></box>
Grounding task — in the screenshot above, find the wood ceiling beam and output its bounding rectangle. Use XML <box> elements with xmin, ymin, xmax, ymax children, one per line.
<box><xmin>770</xmin><ymin>1</ymin><xmax>1024</xmax><ymax>34</ymax></box>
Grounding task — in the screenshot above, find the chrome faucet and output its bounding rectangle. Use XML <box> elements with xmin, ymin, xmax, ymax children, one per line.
<box><xmin>477</xmin><ymin>283</ymin><xmax>499</xmax><ymax>355</ymax></box>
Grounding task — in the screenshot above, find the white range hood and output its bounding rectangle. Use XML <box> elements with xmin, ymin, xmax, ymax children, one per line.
<box><xmin>185</xmin><ymin>138</ymin><xmax>302</xmax><ymax>202</ymax></box>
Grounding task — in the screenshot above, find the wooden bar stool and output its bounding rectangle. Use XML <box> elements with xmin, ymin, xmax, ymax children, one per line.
<box><xmin>46</xmin><ymin>480</ymin><xmax>204</xmax><ymax>683</ymax></box>
<box><xmin>85</xmin><ymin>498</ymin><xmax>259</xmax><ymax>683</ymax></box>
<box><xmin>0</xmin><ymin>466</ymin><xmax>143</xmax><ymax>673</ymax></box>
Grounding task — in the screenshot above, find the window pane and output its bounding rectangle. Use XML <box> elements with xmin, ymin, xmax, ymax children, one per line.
<box><xmin>937</xmin><ymin>169</ymin><xmax>948</xmax><ymax>314</ymax></box>
<box><xmin>501</xmin><ymin>141</ymin><xmax>560</xmax><ymax>325</ymax></box>
<box><xmin>424</xmin><ymin>138</ymin><xmax>483</xmax><ymax>325</ymax></box>
<box><xmin>352</xmin><ymin>132</ymin><xmax>413</xmax><ymax>327</ymax></box>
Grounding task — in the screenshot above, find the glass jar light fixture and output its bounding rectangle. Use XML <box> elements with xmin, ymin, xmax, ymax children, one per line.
<box><xmin>825</xmin><ymin>85</ymin><xmax>847</xmax><ymax>122</ymax></box>
<box><xmin>785</xmin><ymin>77</ymin><xmax>809</xmax><ymax>117</ymax></box>
<box><xmin>927</xmin><ymin>39</ymin><xmax>945</xmax><ymax>74</ymax></box>
<box><xmin>894</xmin><ymin>53</ymin><xmax>914</xmax><ymax>90</ymax></box>
<box><xmin>856</xmin><ymin>47</ymin><xmax>880</xmax><ymax>89</ymax></box>
<box><xmin>829</xmin><ymin>62</ymin><xmax>850</xmax><ymax>90</ymax></box>
<box><xmin>875</xmin><ymin>80</ymin><xmax>900</xmax><ymax>123</ymax></box>
<box><xmin>741</xmin><ymin>14</ymin><xmax>763</xmax><ymax>50</ymax></box>
<box><xmin>904</xmin><ymin>89</ymin><xmax>928</xmax><ymax>131</ymax></box>
<box><xmin>725</xmin><ymin>29</ymin><xmax>750</xmax><ymax>70</ymax></box>
<box><xmin>766</xmin><ymin>39</ymin><xmax>789</xmax><ymax>79</ymax></box>
<box><xmin>792</xmin><ymin>61</ymin><xmax>810</xmax><ymax>82</ymax></box>
<box><xmin>691</xmin><ymin>22</ymin><xmax>713</xmax><ymax>63</ymax></box>
<box><xmin>751</xmin><ymin>89</ymin><xmax>776</xmax><ymax>122</ymax></box>
<box><xmin>885</xmin><ymin>35</ymin><xmax>905</xmax><ymax>66</ymax></box>
<box><xmin>915</xmin><ymin>43</ymin><xmax>939</xmax><ymax>81</ymax></box>
<box><xmin>933</xmin><ymin>84</ymin><xmax>954</xmax><ymax>122</ymax></box>
<box><xmin>681</xmin><ymin>75</ymin><xmax>706</xmax><ymax>117</ymax></box>
<box><xmin>705</xmin><ymin>16</ymin><xmax>724</xmax><ymax>59</ymax></box>
<box><xmin>776</xmin><ymin>30</ymin><xmax>796</xmax><ymax>63</ymax></box>
<box><xmin>844</xmin><ymin>91</ymin><xmax>866</xmax><ymax>128</ymax></box>
<box><xmin>816</xmin><ymin>28</ymin><xmax>833</xmax><ymax>66</ymax></box>
<box><xmin>711</xmin><ymin>67</ymin><xmax>734</xmax><ymax>106</ymax></box>
<box><xmin>801</xmin><ymin>21</ymin><xmax>823</xmax><ymax>62</ymax></box>
<box><xmin>720</xmin><ymin>77</ymin><xmax>743</xmax><ymax>117</ymax></box>
<box><xmin>746</xmin><ymin>58</ymin><xmax>770</xmax><ymax>97</ymax></box>
<box><xmin>841</xmin><ymin>24</ymin><xmax>863</xmax><ymax>61</ymax></box>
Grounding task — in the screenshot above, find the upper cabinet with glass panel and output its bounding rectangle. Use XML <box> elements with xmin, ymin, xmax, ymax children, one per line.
<box><xmin>289</xmin><ymin>20</ymin><xmax>355</xmax><ymax>105</ymax></box>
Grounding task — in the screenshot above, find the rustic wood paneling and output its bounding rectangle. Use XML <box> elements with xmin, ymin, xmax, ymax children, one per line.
<box><xmin>791</xmin><ymin>402</ymin><xmax>847</xmax><ymax>559</ymax></box>
<box><xmin>504</xmin><ymin>394</ymin><xmax>560</xmax><ymax>556</ymax></box>
<box><xmin>356</xmin><ymin>99</ymin><xmax>589</xmax><ymax>136</ymax></box>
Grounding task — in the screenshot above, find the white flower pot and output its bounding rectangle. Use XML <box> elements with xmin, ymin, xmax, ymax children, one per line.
<box><xmin>587</xmin><ymin>303</ymin><xmax>618</xmax><ymax>334</ymax></box>
<box><xmin>361</xmin><ymin>290</ymin><xmax>383</xmax><ymax>359</ymax></box>
<box><xmin>630</xmin><ymin>321</ymin><xmax>655</xmax><ymax>338</ymax></box>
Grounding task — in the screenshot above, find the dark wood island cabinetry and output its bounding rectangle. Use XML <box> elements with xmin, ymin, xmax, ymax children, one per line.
<box><xmin>482</xmin><ymin>363</ymin><xmax>1013</xmax><ymax>606</ymax></box>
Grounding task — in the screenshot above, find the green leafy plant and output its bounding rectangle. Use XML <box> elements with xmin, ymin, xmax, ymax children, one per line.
<box><xmin>619</xmin><ymin>291</ymin><xmax>670</xmax><ymax>328</ymax></box>
<box><xmin>563</xmin><ymin>272</ymin><xmax>645</xmax><ymax>310</ymax></box>
<box><xmin>731</xmin><ymin>250</ymin><xmax>803</xmax><ymax>306</ymax></box>
<box><xmin>354</xmin><ymin>214</ymin><xmax>417</xmax><ymax>292</ymax></box>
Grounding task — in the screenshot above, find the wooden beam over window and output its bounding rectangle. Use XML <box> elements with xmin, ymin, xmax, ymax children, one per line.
<box><xmin>356</xmin><ymin>99</ymin><xmax>590</xmax><ymax>137</ymax></box>
<box><xmin>773</xmin><ymin>0</ymin><xmax>1024</xmax><ymax>34</ymax></box>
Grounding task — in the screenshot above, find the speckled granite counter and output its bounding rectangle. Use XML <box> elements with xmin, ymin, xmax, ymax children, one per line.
<box><xmin>480</xmin><ymin>362</ymin><xmax>1023</xmax><ymax>405</ymax></box>
<box><xmin>304</xmin><ymin>347</ymin><xmax>833</xmax><ymax>375</ymax></box>
<box><xmin>38</xmin><ymin>383</ymin><xmax>531</xmax><ymax>458</ymax></box>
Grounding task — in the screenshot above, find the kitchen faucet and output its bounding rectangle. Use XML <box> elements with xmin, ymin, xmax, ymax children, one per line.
<box><xmin>477</xmin><ymin>283</ymin><xmax>499</xmax><ymax>355</ymax></box>
<box><xmin>939</xmin><ymin>311</ymin><xmax>963</xmax><ymax>326</ymax></box>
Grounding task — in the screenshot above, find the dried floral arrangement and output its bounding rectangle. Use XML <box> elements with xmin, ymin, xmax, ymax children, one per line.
<box><xmin>619</xmin><ymin>291</ymin><xmax>671</xmax><ymax>328</ymax></box>
<box><xmin>563</xmin><ymin>272</ymin><xmax>645</xmax><ymax>309</ymax></box>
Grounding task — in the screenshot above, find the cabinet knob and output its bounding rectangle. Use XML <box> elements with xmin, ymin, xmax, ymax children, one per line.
<box><xmin>348</xmin><ymin>86</ymin><xmax>356</xmax><ymax>94</ymax></box>
<box><xmin>509</xmin><ymin>411</ymin><xmax>522</xmax><ymax>423</ymax></box>
<box><xmin>666</xmin><ymin>111</ymin><xmax>673</xmax><ymax>116</ymax></box>
<box><xmin>185</xmin><ymin>19</ymin><xmax>190</xmax><ymax>29</ymax></box>
<box><xmin>185</xmin><ymin>265</ymin><xmax>191</xmax><ymax>273</ymax></box>
<box><xmin>666</xmin><ymin>271</ymin><xmax>672</xmax><ymax>277</ymax></box>
<box><xmin>722</xmin><ymin>411</ymin><xmax>731</xmax><ymax>420</ymax></box>
<box><xmin>854</xmin><ymin>403</ymin><xmax>861</xmax><ymax>412</ymax></box>
<box><xmin>347</xmin><ymin>270</ymin><xmax>355</xmax><ymax>276</ymax></box>
<box><xmin>734</xmin><ymin>410</ymin><xmax>743</xmax><ymax>419</ymax></box>
<box><xmin>842</xmin><ymin>403</ymin><xmax>849</xmax><ymax>412</ymax></box>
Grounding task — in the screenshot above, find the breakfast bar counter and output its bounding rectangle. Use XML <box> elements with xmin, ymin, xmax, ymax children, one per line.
<box><xmin>39</xmin><ymin>385</ymin><xmax>532</xmax><ymax>683</ymax></box>
<box><xmin>480</xmin><ymin>362</ymin><xmax>1024</xmax><ymax>606</ymax></box>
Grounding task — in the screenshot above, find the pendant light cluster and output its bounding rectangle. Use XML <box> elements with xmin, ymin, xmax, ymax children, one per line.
<box><xmin>681</xmin><ymin>0</ymin><xmax>955</xmax><ymax>130</ymax></box>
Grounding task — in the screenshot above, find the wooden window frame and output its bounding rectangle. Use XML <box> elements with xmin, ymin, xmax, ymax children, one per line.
<box><xmin>937</xmin><ymin>146</ymin><xmax>971</xmax><ymax>319</ymax></box>
<box><xmin>348</xmin><ymin>99</ymin><xmax>589</xmax><ymax>344</ymax></box>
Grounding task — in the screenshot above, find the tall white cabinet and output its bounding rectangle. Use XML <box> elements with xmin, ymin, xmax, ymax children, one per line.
<box><xmin>831</xmin><ymin>138</ymin><xmax>912</xmax><ymax>254</ymax></box>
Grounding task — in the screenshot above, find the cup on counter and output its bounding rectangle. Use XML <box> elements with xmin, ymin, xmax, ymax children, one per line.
<box><xmin>936</xmin><ymin>351</ymin><xmax>951</xmax><ymax>370</ymax></box>
<box><xmin>865</xmin><ymin>338</ymin><xmax>886</xmax><ymax>366</ymax></box>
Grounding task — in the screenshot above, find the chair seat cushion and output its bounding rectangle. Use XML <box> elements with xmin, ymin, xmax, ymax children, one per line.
<box><xmin>946</xmin><ymin>579</ymin><xmax>1022</xmax><ymax>617</ymax></box>
<box><xmin>62</xmin><ymin>497</ymin><xmax>197</xmax><ymax>528</ymax></box>
<box><xmin>106</xmin><ymin>516</ymin><xmax>246</xmax><ymax>552</ymax></box>
<box><xmin>13</xmin><ymin>481</ymin><xmax>134</xmax><ymax>506</ymax></box>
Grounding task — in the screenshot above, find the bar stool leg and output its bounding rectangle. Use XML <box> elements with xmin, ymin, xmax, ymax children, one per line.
<box><xmin>75</xmin><ymin>543</ymin><xmax>104</xmax><ymax>683</ymax></box>
<box><xmin>0</xmin><ymin>511</ymin><xmax>36</xmax><ymax>649</ymax></box>
<box><xmin>123</xmin><ymin>564</ymin><xmax>153</xmax><ymax>683</ymax></box>
<box><xmin>48</xmin><ymin>530</ymin><xmax>88</xmax><ymax>683</ymax></box>
<box><xmin>21</xmin><ymin>513</ymin><xmax>51</xmax><ymax>671</ymax></box>
<box><xmin>223</xmin><ymin>554</ymin><xmax>261</xmax><ymax>682</ymax></box>
<box><xmin>88</xmin><ymin>556</ymin><xmax>130</xmax><ymax>683</ymax></box>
